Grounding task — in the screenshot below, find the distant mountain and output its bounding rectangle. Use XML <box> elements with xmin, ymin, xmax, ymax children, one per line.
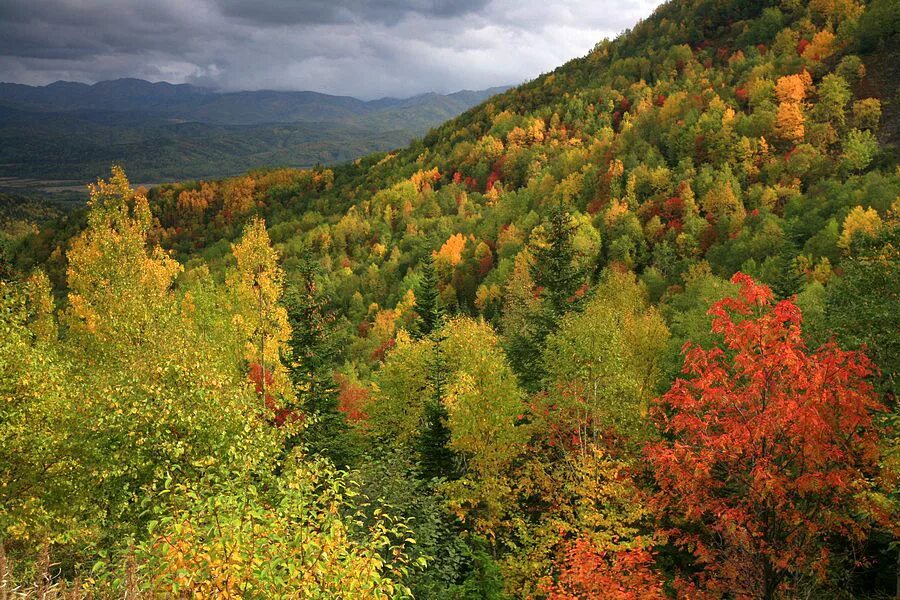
<box><xmin>0</xmin><ymin>78</ymin><xmax>510</xmax><ymax>125</ymax></box>
<box><xmin>0</xmin><ymin>79</ymin><xmax>511</xmax><ymax>182</ymax></box>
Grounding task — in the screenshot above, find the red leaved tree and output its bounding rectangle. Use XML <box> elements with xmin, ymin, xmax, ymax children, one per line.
<box><xmin>646</xmin><ymin>273</ymin><xmax>884</xmax><ymax>599</ymax></box>
<box><xmin>547</xmin><ymin>540</ymin><xmax>667</xmax><ymax>600</ymax></box>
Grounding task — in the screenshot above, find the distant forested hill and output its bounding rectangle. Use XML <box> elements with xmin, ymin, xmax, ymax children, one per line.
<box><xmin>0</xmin><ymin>79</ymin><xmax>510</xmax><ymax>181</ymax></box>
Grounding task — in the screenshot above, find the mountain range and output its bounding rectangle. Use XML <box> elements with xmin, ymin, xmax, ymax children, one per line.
<box><xmin>0</xmin><ymin>78</ymin><xmax>510</xmax><ymax>183</ymax></box>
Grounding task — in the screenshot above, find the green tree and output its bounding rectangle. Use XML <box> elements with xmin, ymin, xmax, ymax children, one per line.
<box><xmin>419</xmin><ymin>324</ymin><xmax>458</xmax><ymax>481</ymax></box>
<box><xmin>415</xmin><ymin>253</ymin><xmax>444</xmax><ymax>338</ymax></box>
<box><xmin>285</xmin><ymin>251</ymin><xmax>352</xmax><ymax>465</ymax></box>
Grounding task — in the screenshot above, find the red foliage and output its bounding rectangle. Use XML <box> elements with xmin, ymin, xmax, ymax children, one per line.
<box><xmin>249</xmin><ymin>362</ymin><xmax>300</xmax><ymax>427</ymax></box>
<box><xmin>547</xmin><ymin>541</ymin><xmax>666</xmax><ymax>600</ymax></box>
<box><xmin>477</xmin><ymin>251</ymin><xmax>494</xmax><ymax>277</ymax></box>
<box><xmin>452</xmin><ymin>171</ymin><xmax>463</xmax><ymax>184</ymax></box>
<box><xmin>619</xmin><ymin>97</ymin><xmax>632</xmax><ymax>112</ymax></box>
<box><xmin>735</xmin><ymin>86</ymin><xmax>749</xmax><ymax>104</ymax></box>
<box><xmin>655</xmin><ymin>94</ymin><xmax>667</xmax><ymax>107</ymax></box>
<box><xmin>248</xmin><ymin>362</ymin><xmax>274</xmax><ymax>396</ymax></box>
<box><xmin>699</xmin><ymin>222</ymin><xmax>718</xmax><ymax>252</ymax></box>
<box><xmin>370</xmin><ymin>337</ymin><xmax>396</xmax><ymax>363</ymax></box>
<box><xmin>757</xmin><ymin>43</ymin><xmax>768</xmax><ymax>55</ymax></box>
<box><xmin>586</xmin><ymin>199</ymin><xmax>605</xmax><ymax>215</ymax></box>
<box><xmin>335</xmin><ymin>373</ymin><xmax>369</xmax><ymax>422</ymax></box>
<box><xmin>797</xmin><ymin>38</ymin><xmax>810</xmax><ymax>55</ymax></box>
<box><xmin>645</xmin><ymin>274</ymin><xmax>884</xmax><ymax>598</ymax></box>
<box><xmin>661</xmin><ymin>196</ymin><xmax>684</xmax><ymax>223</ymax></box>
<box><xmin>485</xmin><ymin>170</ymin><xmax>501</xmax><ymax>193</ymax></box>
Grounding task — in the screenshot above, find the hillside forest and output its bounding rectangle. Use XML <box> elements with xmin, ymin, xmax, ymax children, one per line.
<box><xmin>1</xmin><ymin>0</ymin><xmax>898</xmax><ymax>597</ymax></box>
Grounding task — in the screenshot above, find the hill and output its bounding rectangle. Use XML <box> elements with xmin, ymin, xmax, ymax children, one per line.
<box><xmin>0</xmin><ymin>79</ymin><xmax>510</xmax><ymax>181</ymax></box>
<box><xmin>1</xmin><ymin>0</ymin><xmax>898</xmax><ymax>597</ymax></box>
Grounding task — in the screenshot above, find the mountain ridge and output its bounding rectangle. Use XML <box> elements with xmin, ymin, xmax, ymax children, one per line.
<box><xmin>0</xmin><ymin>78</ymin><xmax>513</xmax><ymax>125</ymax></box>
<box><xmin>0</xmin><ymin>78</ymin><xmax>513</xmax><ymax>181</ymax></box>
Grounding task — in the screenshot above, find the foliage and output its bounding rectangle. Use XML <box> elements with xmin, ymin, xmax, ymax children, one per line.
<box><xmin>646</xmin><ymin>273</ymin><xmax>887</xmax><ymax>598</ymax></box>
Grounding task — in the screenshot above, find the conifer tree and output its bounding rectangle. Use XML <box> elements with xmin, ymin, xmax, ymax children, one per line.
<box><xmin>530</xmin><ymin>205</ymin><xmax>587</xmax><ymax>318</ymax></box>
<box><xmin>419</xmin><ymin>324</ymin><xmax>457</xmax><ymax>480</ymax></box>
<box><xmin>414</xmin><ymin>253</ymin><xmax>443</xmax><ymax>338</ymax></box>
<box><xmin>285</xmin><ymin>251</ymin><xmax>352</xmax><ymax>465</ymax></box>
<box><xmin>512</xmin><ymin>204</ymin><xmax>588</xmax><ymax>391</ymax></box>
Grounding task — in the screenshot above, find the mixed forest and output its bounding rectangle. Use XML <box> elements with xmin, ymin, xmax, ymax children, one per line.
<box><xmin>1</xmin><ymin>0</ymin><xmax>899</xmax><ymax>597</ymax></box>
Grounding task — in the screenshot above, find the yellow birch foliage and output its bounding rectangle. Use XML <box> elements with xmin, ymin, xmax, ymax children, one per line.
<box><xmin>66</xmin><ymin>166</ymin><xmax>182</xmax><ymax>344</ymax></box>
<box><xmin>839</xmin><ymin>206</ymin><xmax>883</xmax><ymax>250</ymax></box>
<box><xmin>775</xmin><ymin>73</ymin><xmax>811</xmax><ymax>143</ymax></box>
<box><xmin>227</xmin><ymin>218</ymin><xmax>292</xmax><ymax>393</ymax></box>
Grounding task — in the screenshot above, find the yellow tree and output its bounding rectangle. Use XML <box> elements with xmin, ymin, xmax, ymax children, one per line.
<box><xmin>839</xmin><ymin>206</ymin><xmax>883</xmax><ymax>251</ymax></box>
<box><xmin>441</xmin><ymin>317</ymin><xmax>528</xmax><ymax>535</ymax></box>
<box><xmin>66</xmin><ymin>165</ymin><xmax>182</xmax><ymax>352</ymax></box>
<box><xmin>775</xmin><ymin>73</ymin><xmax>811</xmax><ymax>143</ymax></box>
<box><xmin>227</xmin><ymin>217</ymin><xmax>292</xmax><ymax>401</ymax></box>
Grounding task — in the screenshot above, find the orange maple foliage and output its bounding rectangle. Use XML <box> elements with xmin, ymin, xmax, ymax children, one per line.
<box><xmin>547</xmin><ymin>541</ymin><xmax>666</xmax><ymax>600</ymax></box>
<box><xmin>435</xmin><ymin>233</ymin><xmax>467</xmax><ymax>266</ymax></box>
<box><xmin>645</xmin><ymin>273</ymin><xmax>884</xmax><ymax>598</ymax></box>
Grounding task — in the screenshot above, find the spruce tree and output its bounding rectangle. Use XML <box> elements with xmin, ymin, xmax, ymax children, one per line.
<box><xmin>285</xmin><ymin>251</ymin><xmax>352</xmax><ymax>465</ymax></box>
<box><xmin>419</xmin><ymin>324</ymin><xmax>457</xmax><ymax>480</ymax></box>
<box><xmin>414</xmin><ymin>253</ymin><xmax>443</xmax><ymax>339</ymax></box>
<box><xmin>530</xmin><ymin>204</ymin><xmax>587</xmax><ymax>317</ymax></box>
<box><xmin>514</xmin><ymin>204</ymin><xmax>588</xmax><ymax>391</ymax></box>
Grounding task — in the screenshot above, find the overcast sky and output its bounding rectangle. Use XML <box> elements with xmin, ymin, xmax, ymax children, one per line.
<box><xmin>0</xmin><ymin>0</ymin><xmax>661</xmax><ymax>99</ymax></box>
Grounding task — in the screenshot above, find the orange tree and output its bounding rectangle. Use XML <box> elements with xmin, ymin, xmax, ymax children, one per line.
<box><xmin>645</xmin><ymin>273</ymin><xmax>886</xmax><ymax>598</ymax></box>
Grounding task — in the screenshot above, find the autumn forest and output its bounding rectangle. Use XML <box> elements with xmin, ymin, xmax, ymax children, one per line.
<box><xmin>0</xmin><ymin>0</ymin><xmax>898</xmax><ymax>597</ymax></box>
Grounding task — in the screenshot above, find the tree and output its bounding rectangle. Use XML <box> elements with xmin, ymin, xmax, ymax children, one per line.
<box><xmin>511</xmin><ymin>205</ymin><xmax>589</xmax><ymax>391</ymax></box>
<box><xmin>838</xmin><ymin>205</ymin><xmax>883</xmax><ymax>251</ymax></box>
<box><xmin>816</xmin><ymin>73</ymin><xmax>851</xmax><ymax>129</ymax></box>
<box><xmin>541</xmin><ymin>269</ymin><xmax>669</xmax><ymax>444</ymax></box>
<box><xmin>440</xmin><ymin>317</ymin><xmax>527</xmax><ymax>536</ymax></box>
<box><xmin>646</xmin><ymin>273</ymin><xmax>885</xmax><ymax>599</ymax></box>
<box><xmin>502</xmin><ymin>249</ymin><xmax>544</xmax><ymax>391</ymax></box>
<box><xmin>2</xmin><ymin>168</ymin><xmax>279</xmax><ymax>571</ymax></box>
<box><xmin>285</xmin><ymin>251</ymin><xmax>350</xmax><ymax>464</ymax></box>
<box><xmin>414</xmin><ymin>253</ymin><xmax>443</xmax><ymax>338</ymax></box>
<box><xmin>774</xmin><ymin>73</ymin><xmax>810</xmax><ymax>144</ymax></box>
<box><xmin>227</xmin><ymin>218</ymin><xmax>292</xmax><ymax>405</ymax></box>
<box><xmin>530</xmin><ymin>205</ymin><xmax>587</xmax><ymax>318</ymax></box>
<box><xmin>825</xmin><ymin>220</ymin><xmax>898</xmax><ymax>397</ymax></box>
<box><xmin>842</xmin><ymin>128</ymin><xmax>879</xmax><ymax>172</ymax></box>
<box><xmin>419</xmin><ymin>325</ymin><xmax>457</xmax><ymax>480</ymax></box>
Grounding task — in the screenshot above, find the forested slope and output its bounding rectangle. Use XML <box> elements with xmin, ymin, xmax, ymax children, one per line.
<box><xmin>1</xmin><ymin>0</ymin><xmax>898</xmax><ymax>597</ymax></box>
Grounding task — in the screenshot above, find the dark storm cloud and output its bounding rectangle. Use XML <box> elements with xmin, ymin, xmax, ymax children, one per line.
<box><xmin>0</xmin><ymin>0</ymin><xmax>660</xmax><ymax>98</ymax></box>
<box><xmin>217</xmin><ymin>0</ymin><xmax>491</xmax><ymax>25</ymax></box>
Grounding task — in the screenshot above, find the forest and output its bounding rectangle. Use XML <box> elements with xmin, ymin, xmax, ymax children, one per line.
<box><xmin>0</xmin><ymin>0</ymin><xmax>898</xmax><ymax>597</ymax></box>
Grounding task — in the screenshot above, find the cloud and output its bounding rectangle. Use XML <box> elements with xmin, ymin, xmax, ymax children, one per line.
<box><xmin>216</xmin><ymin>0</ymin><xmax>492</xmax><ymax>25</ymax></box>
<box><xmin>0</xmin><ymin>0</ymin><xmax>660</xmax><ymax>98</ymax></box>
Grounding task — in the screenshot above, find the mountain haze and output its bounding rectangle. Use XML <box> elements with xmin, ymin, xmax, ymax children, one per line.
<box><xmin>0</xmin><ymin>79</ymin><xmax>510</xmax><ymax>182</ymax></box>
